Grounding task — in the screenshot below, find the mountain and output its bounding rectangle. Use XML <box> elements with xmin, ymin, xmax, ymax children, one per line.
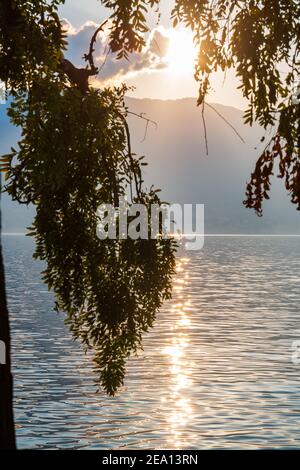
<box><xmin>0</xmin><ymin>97</ymin><xmax>299</xmax><ymax>234</ymax></box>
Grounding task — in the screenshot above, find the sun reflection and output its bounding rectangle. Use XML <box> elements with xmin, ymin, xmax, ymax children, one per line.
<box><xmin>161</xmin><ymin>257</ymin><xmax>195</xmax><ymax>447</ymax></box>
<box><xmin>163</xmin><ymin>345</ymin><xmax>184</xmax><ymax>359</ymax></box>
<box><xmin>178</xmin><ymin>317</ymin><xmax>191</xmax><ymax>327</ymax></box>
<box><xmin>169</xmin><ymin>398</ymin><xmax>193</xmax><ymax>425</ymax></box>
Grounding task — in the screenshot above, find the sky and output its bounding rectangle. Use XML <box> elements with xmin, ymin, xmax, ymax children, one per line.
<box><xmin>59</xmin><ymin>0</ymin><xmax>245</xmax><ymax>109</ymax></box>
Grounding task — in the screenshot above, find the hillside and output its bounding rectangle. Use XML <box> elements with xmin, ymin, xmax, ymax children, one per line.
<box><xmin>0</xmin><ymin>97</ymin><xmax>299</xmax><ymax>234</ymax></box>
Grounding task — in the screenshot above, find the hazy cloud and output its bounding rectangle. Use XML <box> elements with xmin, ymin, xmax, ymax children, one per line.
<box><xmin>62</xmin><ymin>19</ymin><xmax>171</xmax><ymax>83</ymax></box>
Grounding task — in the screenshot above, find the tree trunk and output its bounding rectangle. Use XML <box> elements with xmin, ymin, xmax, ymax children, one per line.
<box><xmin>0</xmin><ymin>182</ymin><xmax>16</xmax><ymax>449</ymax></box>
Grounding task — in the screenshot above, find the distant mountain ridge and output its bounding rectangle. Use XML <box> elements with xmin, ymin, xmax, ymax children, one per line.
<box><xmin>0</xmin><ymin>96</ymin><xmax>299</xmax><ymax>234</ymax></box>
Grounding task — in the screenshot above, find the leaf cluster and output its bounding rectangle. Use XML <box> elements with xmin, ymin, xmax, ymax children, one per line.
<box><xmin>101</xmin><ymin>0</ymin><xmax>300</xmax><ymax>214</ymax></box>
<box><xmin>0</xmin><ymin>0</ymin><xmax>66</xmax><ymax>93</ymax></box>
<box><xmin>0</xmin><ymin>1</ymin><xmax>176</xmax><ymax>394</ymax></box>
<box><xmin>2</xmin><ymin>81</ymin><xmax>177</xmax><ymax>394</ymax></box>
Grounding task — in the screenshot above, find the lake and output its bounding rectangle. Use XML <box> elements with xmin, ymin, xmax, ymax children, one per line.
<box><xmin>4</xmin><ymin>235</ymin><xmax>300</xmax><ymax>449</ymax></box>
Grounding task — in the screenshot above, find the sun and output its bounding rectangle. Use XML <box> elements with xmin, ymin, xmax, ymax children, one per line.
<box><xmin>165</xmin><ymin>29</ymin><xmax>197</xmax><ymax>75</ymax></box>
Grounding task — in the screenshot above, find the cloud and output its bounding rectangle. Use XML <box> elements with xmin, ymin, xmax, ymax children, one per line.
<box><xmin>62</xmin><ymin>19</ymin><xmax>171</xmax><ymax>84</ymax></box>
<box><xmin>148</xmin><ymin>29</ymin><xmax>170</xmax><ymax>58</ymax></box>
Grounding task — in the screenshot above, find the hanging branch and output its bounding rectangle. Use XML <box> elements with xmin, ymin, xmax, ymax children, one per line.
<box><xmin>59</xmin><ymin>21</ymin><xmax>147</xmax><ymax>203</ymax></box>
<box><xmin>84</xmin><ymin>19</ymin><xmax>109</xmax><ymax>73</ymax></box>
<box><xmin>60</xmin><ymin>20</ymin><xmax>110</xmax><ymax>92</ymax></box>
<box><xmin>117</xmin><ymin>112</ymin><xmax>142</xmax><ymax>201</ymax></box>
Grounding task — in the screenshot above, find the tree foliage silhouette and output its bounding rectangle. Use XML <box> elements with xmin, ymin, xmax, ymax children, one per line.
<box><xmin>0</xmin><ymin>0</ymin><xmax>299</xmax><ymax>414</ymax></box>
<box><xmin>0</xmin><ymin>0</ymin><xmax>176</xmax><ymax>400</ymax></box>
<box><xmin>0</xmin><ymin>0</ymin><xmax>66</xmax><ymax>449</ymax></box>
<box><xmin>102</xmin><ymin>0</ymin><xmax>300</xmax><ymax>215</ymax></box>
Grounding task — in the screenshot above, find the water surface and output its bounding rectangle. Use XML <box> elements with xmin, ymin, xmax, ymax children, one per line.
<box><xmin>4</xmin><ymin>235</ymin><xmax>300</xmax><ymax>449</ymax></box>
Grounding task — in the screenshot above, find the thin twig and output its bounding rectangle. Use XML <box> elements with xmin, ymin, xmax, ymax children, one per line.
<box><xmin>126</xmin><ymin>111</ymin><xmax>158</xmax><ymax>142</ymax></box>
<box><xmin>127</xmin><ymin>111</ymin><xmax>158</xmax><ymax>129</ymax></box>
<box><xmin>141</xmin><ymin>120</ymin><xmax>149</xmax><ymax>143</ymax></box>
<box><xmin>98</xmin><ymin>46</ymin><xmax>111</xmax><ymax>75</ymax></box>
<box><xmin>202</xmin><ymin>102</ymin><xmax>209</xmax><ymax>156</ymax></box>
<box><xmin>205</xmin><ymin>102</ymin><xmax>246</xmax><ymax>144</ymax></box>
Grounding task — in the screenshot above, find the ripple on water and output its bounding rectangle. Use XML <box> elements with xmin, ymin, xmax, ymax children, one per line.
<box><xmin>4</xmin><ymin>235</ymin><xmax>300</xmax><ymax>449</ymax></box>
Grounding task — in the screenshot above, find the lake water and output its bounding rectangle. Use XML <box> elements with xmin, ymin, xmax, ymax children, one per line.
<box><xmin>4</xmin><ymin>235</ymin><xmax>300</xmax><ymax>449</ymax></box>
